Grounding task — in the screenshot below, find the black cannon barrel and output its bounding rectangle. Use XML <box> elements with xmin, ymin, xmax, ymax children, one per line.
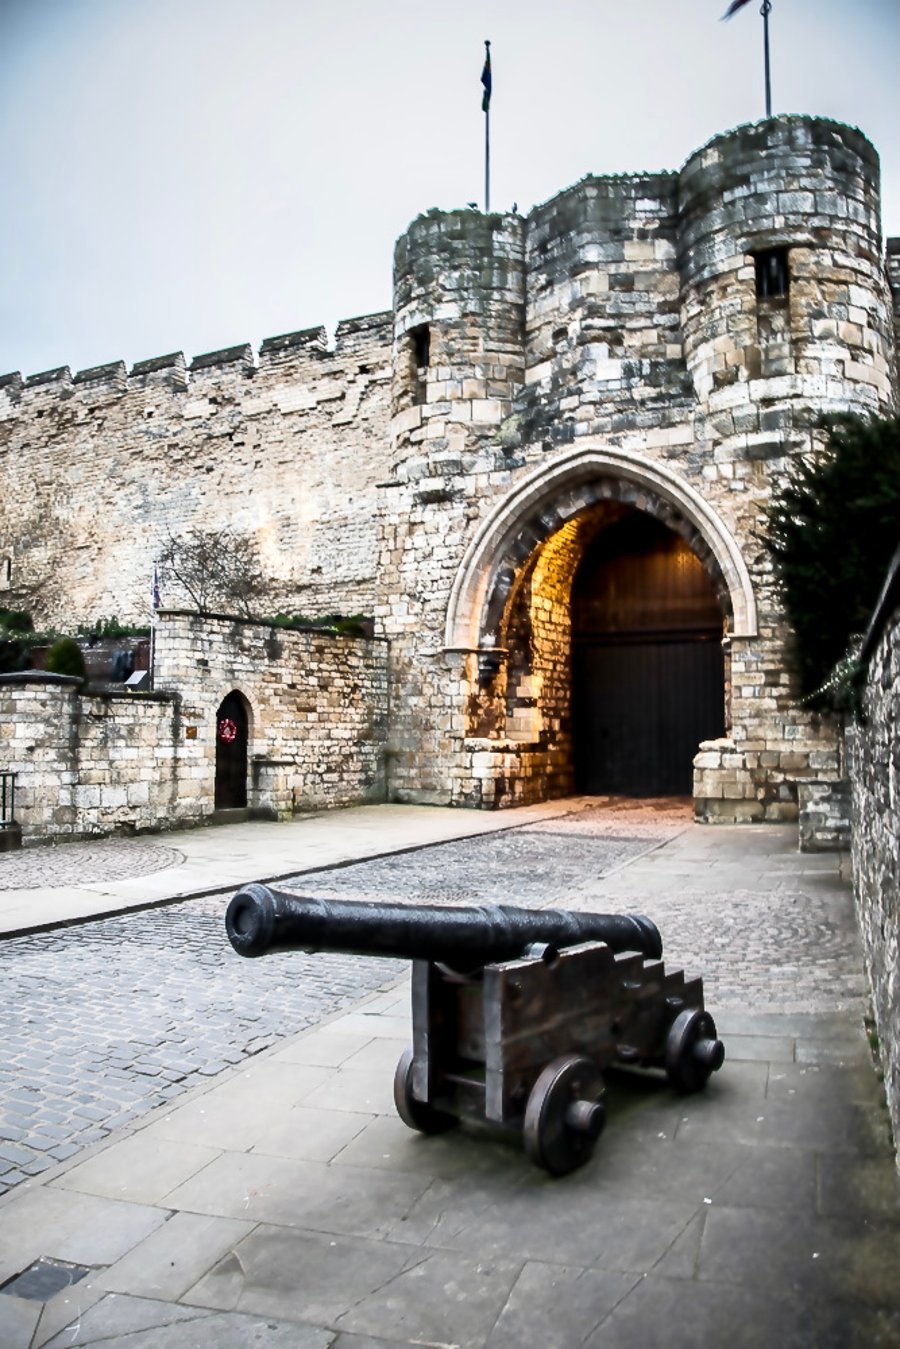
<box><xmin>225</xmin><ymin>884</ymin><xmax>662</xmax><ymax>967</ymax></box>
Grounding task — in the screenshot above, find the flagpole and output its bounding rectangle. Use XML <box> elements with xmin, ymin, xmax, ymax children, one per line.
<box><xmin>485</xmin><ymin>104</ymin><xmax>490</xmax><ymax>213</ymax></box>
<box><xmin>150</xmin><ymin>562</ymin><xmax>160</xmax><ymax>691</ymax></box>
<box><xmin>482</xmin><ymin>39</ymin><xmax>491</xmax><ymax>212</ymax></box>
<box><xmin>761</xmin><ymin>0</ymin><xmax>772</xmax><ymax>117</ymax></box>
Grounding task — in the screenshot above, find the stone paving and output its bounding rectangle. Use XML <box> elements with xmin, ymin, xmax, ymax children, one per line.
<box><xmin>1</xmin><ymin>802</ymin><xmax>899</xmax><ymax>1348</ymax></box>
<box><xmin>0</xmin><ymin>840</ymin><xmax>185</xmax><ymax>890</ymax></box>
<box><xmin>0</xmin><ymin>801</ymin><xmax>866</xmax><ymax>1201</ymax></box>
<box><xmin>0</xmin><ymin>906</ymin><xmax>400</xmax><ymax>1198</ymax></box>
<box><xmin>0</xmin><ymin>803</ymin><xmax>675</xmax><ymax>1199</ymax></box>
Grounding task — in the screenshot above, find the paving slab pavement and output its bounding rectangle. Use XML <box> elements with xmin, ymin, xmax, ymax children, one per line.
<box><xmin>1</xmin><ymin>801</ymin><xmax>899</xmax><ymax>1347</ymax></box>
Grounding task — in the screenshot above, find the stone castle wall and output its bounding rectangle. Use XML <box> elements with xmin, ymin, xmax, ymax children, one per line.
<box><xmin>0</xmin><ymin>674</ymin><xmax>181</xmax><ymax>840</ymax></box>
<box><xmin>153</xmin><ymin>611</ymin><xmax>389</xmax><ymax>818</ymax></box>
<box><xmin>0</xmin><ymin>315</ymin><xmax>392</xmax><ymax>629</ymax></box>
<box><xmin>2</xmin><ymin>115</ymin><xmax>898</xmax><ymax>825</ymax></box>
<box><xmin>1</xmin><ymin>614</ymin><xmax>389</xmax><ymax>842</ymax></box>
<box><xmin>849</xmin><ymin>581</ymin><xmax>900</xmax><ymax>1168</ymax></box>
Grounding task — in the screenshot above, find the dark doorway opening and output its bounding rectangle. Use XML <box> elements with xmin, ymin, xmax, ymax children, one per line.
<box><xmin>214</xmin><ymin>690</ymin><xmax>249</xmax><ymax>809</ymax></box>
<box><xmin>572</xmin><ymin>511</ymin><xmax>725</xmax><ymax>796</ymax></box>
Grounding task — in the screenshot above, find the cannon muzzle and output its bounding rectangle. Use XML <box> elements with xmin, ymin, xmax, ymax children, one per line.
<box><xmin>225</xmin><ymin>884</ymin><xmax>662</xmax><ymax>967</ymax></box>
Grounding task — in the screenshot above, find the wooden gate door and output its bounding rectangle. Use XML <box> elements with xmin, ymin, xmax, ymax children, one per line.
<box><xmin>571</xmin><ymin>512</ymin><xmax>725</xmax><ymax>797</ymax></box>
<box><xmin>215</xmin><ymin>691</ymin><xmax>249</xmax><ymax>809</ymax></box>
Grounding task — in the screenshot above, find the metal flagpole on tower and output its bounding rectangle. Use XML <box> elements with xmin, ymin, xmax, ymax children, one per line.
<box><xmin>481</xmin><ymin>40</ymin><xmax>492</xmax><ymax>212</ymax></box>
<box><xmin>722</xmin><ymin>0</ymin><xmax>773</xmax><ymax>119</ymax></box>
<box><xmin>761</xmin><ymin>1</ymin><xmax>772</xmax><ymax>118</ymax></box>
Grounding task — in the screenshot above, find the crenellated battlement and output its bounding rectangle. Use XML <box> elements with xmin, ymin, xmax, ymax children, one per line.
<box><xmin>25</xmin><ymin>366</ymin><xmax>72</xmax><ymax>388</ymax></box>
<box><xmin>73</xmin><ymin>361</ymin><xmax>128</xmax><ymax>391</ymax></box>
<box><xmin>0</xmin><ymin>308</ymin><xmax>395</xmax><ymax>631</ymax></box>
<box><xmin>0</xmin><ymin>311</ymin><xmax>393</xmax><ymax>416</ymax></box>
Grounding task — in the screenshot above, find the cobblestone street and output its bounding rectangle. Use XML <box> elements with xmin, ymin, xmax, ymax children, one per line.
<box><xmin>0</xmin><ymin>801</ymin><xmax>866</xmax><ymax>1201</ymax></box>
<box><xmin>0</xmin><ymin>904</ymin><xmax>401</xmax><ymax>1199</ymax></box>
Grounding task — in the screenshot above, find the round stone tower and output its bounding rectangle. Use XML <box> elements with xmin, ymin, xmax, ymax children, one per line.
<box><xmin>678</xmin><ymin>116</ymin><xmax>895</xmax><ymax>422</ymax></box>
<box><xmin>390</xmin><ymin>210</ymin><xmax>526</xmax><ymax>472</ymax></box>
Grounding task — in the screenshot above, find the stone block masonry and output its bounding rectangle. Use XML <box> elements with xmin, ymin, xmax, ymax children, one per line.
<box><xmin>0</xmin><ymin>314</ymin><xmax>392</xmax><ymax>630</ymax></box>
<box><xmin>2</xmin><ymin>115</ymin><xmax>899</xmax><ymax>827</ymax></box>
<box><xmin>0</xmin><ymin>613</ymin><xmax>389</xmax><ymax>842</ymax></box>
<box><xmin>849</xmin><ymin>566</ymin><xmax>900</xmax><ymax>1171</ymax></box>
<box><xmin>381</xmin><ymin>116</ymin><xmax>898</xmax><ymax>819</ymax></box>
<box><xmin>154</xmin><ymin>611</ymin><xmax>389</xmax><ymax>820</ymax></box>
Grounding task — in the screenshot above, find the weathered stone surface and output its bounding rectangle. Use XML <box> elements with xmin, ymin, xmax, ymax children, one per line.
<box><xmin>2</xmin><ymin>115</ymin><xmax>898</xmax><ymax>831</ymax></box>
<box><xmin>849</xmin><ymin>610</ymin><xmax>900</xmax><ymax>1172</ymax></box>
<box><xmin>1</xmin><ymin>614</ymin><xmax>389</xmax><ymax>840</ymax></box>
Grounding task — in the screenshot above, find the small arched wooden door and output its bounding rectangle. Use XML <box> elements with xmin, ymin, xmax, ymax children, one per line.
<box><xmin>214</xmin><ymin>691</ymin><xmax>249</xmax><ymax>809</ymax></box>
<box><xmin>572</xmin><ymin>511</ymin><xmax>725</xmax><ymax>796</ymax></box>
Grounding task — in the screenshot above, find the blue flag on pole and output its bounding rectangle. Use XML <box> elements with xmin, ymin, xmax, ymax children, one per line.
<box><xmin>722</xmin><ymin>0</ymin><xmax>752</xmax><ymax>17</ymax></box>
<box><xmin>481</xmin><ymin>41</ymin><xmax>492</xmax><ymax>111</ymax></box>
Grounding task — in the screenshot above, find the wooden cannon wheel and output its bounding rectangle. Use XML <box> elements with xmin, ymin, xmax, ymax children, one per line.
<box><xmin>393</xmin><ymin>1047</ymin><xmax>458</xmax><ymax>1134</ymax></box>
<box><xmin>665</xmin><ymin>1008</ymin><xmax>725</xmax><ymax>1093</ymax></box>
<box><xmin>523</xmin><ymin>1054</ymin><xmax>606</xmax><ymax>1176</ymax></box>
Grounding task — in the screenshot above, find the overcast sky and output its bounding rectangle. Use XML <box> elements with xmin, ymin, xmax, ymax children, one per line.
<box><xmin>2</xmin><ymin>0</ymin><xmax>898</xmax><ymax>380</ymax></box>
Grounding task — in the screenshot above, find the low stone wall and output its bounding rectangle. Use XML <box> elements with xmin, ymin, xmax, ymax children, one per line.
<box><xmin>0</xmin><ymin>613</ymin><xmax>390</xmax><ymax>842</ymax></box>
<box><xmin>693</xmin><ymin>730</ymin><xmax>844</xmax><ymax>826</ymax></box>
<box><xmin>153</xmin><ymin>611</ymin><xmax>390</xmax><ymax>818</ymax></box>
<box><xmin>849</xmin><ymin>601</ymin><xmax>900</xmax><ymax>1168</ymax></box>
<box><xmin>0</xmin><ymin>672</ymin><xmax>189</xmax><ymax>842</ymax></box>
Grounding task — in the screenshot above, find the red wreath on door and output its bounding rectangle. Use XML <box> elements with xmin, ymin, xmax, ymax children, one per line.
<box><xmin>218</xmin><ymin>717</ymin><xmax>238</xmax><ymax>745</ymax></box>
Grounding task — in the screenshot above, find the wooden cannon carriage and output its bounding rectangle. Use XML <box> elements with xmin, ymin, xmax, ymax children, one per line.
<box><xmin>225</xmin><ymin>885</ymin><xmax>724</xmax><ymax>1175</ymax></box>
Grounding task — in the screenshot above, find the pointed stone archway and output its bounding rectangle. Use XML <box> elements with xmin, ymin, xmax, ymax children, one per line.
<box><xmin>445</xmin><ymin>445</ymin><xmax>757</xmax><ymax>657</ymax></box>
<box><xmin>443</xmin><ymin>444</ymin><xmax>756</xmax><ymax>805</ymax></box>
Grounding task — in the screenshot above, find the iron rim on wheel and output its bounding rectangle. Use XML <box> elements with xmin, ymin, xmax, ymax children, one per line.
<box><xmin>523</xmin><ymin>1053</ymin><xmax>606</xmax><ymax>1176</ymax></box>
<box><xmin>665</xmin><ymin>1008</ymin><xmax>725</xmax><ymax>1093</ymax></box>
<box><xmin>393</xmin><ymin>1046</ymin><xmax>458</xmax><ymax>1135</ymax></box>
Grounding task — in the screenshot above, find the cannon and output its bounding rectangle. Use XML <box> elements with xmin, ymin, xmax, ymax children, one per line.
<box><xmin>226</xmin><ymin>885</ymin><xmax>724</xmax><ymax>1176</ymax></box>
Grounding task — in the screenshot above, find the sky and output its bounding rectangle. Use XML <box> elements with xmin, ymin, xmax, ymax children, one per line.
<box><xmin>1</xmin><ymin>0</ymin><xmax>898</xmax><ymax>380</ymax></box>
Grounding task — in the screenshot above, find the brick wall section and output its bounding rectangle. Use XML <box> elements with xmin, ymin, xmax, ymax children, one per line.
<box><xmin>0</xmin><ymin>315</ymin><xmax>392</xmax><ymax>629</ymax></box>
<box><xmin>849</xmin><ymin>612</ymin><xmax>900</xmax><ymax>1169</ymax></box>
<box><xmin>0</xmin><ymin>615</ymin><xmax>389</xmax><ymax>841</ymax></box>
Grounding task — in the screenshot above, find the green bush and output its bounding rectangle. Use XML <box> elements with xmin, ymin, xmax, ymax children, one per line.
<box><xmin>44</xmin><ymin>637</ymin><xmax>87</xmax><ymax>685</ymax></box>
<box><xmin>0</xmin><ymin>608</ymin><xmax>34</xmax><ymax>634</ymax></box>
<box><xmin>269</xmin><ymin>612</ymin><xmax>372</xmax><ymax>637</ymax></box>
<box><xmin>763</xmin><ymin>413</ymin><xmax>900</xmax><ymax>710</ymax></box>
<box><xmin>76</xmin><ymin>616</ymin><xmax>151</xmax><ymax>639</ymax></box>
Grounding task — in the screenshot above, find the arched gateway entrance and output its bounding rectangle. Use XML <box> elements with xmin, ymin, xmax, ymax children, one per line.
<box><xmin>445</xmin><ymin>446</ymin><xmax>757</xmax><ymax>804</ymax></box>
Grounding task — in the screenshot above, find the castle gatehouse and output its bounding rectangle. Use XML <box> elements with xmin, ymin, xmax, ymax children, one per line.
<box><xmin>2</xmin><ymin>115</ymin><xmax>898</xmax><ymax>840</ymax></box>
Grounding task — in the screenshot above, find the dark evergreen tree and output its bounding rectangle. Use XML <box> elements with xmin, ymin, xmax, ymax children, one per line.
<box><xmin>763</xmin><ymin>414</ymin><xmax>900</xmax><ymax>710</ymax></box>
